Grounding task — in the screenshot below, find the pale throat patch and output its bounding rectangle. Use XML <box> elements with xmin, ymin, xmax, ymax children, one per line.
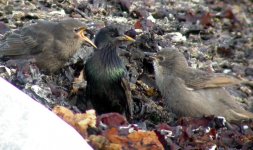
<box><xmin>153</xmin><ymin>61</ymin><xmax>166</xmax><ymax>90</ymax></box>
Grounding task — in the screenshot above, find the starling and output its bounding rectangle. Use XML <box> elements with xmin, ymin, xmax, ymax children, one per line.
<box><xmin>152</xmin><ymin>49</ymin><xmax>253</xmax><ymax>122</ymax></box>
<box><xmin>0</xmin><ymin>18</ymin><xmax>96</xmax><ymax>73</ymax></box>
<box><xmin>84</xmin><ymin>25</ymin><xmax>135</xmax><ymax>118</ymax></box>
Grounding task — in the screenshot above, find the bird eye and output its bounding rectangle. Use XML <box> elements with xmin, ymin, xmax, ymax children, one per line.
<box><xmin>74</xmin><ymin>28</ymin><xmax>79</xmax><ymax>32</ymax></box>
<box><xmin>157</xmin><ymin>56</ymin><xmax>165</xmax><ymax>61</ymax></box>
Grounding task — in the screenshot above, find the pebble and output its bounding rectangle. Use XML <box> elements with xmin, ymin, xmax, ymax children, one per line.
<box><xmin>223</xmin><ymin>69</ymin><xmax>232</xmax><ymax>74</ymax></box>
<box><xmin>167</xmin><ymin>32</ymin><xmax>186</xmax><ymax>42</ymax></box>
<box><xmin>31</xmin><ymin>85</ymin><xmax>53</xmax><ymax>104</ymax></box>
<box><xmin>12</xmin><ymin>11</ymin><xmax>25</xmax><ymax>21</ymax></box>
<box><xmin>49</xmin><ymin>9</ymin><xmax>66</xmax><ymax>16</ymax></box>
<box><xmin>0</xmin><ymin>65</ymin><xmax>13</xmax><ymax>77</ymax></box>
<box><xmin>245</xmin><ymin>67</ymin><xmax>253</xmax><ymax>76</ymax></box>
<box><xmin>240</xmin><ymin>86</ymin><xmax>252</xmax><ymax>96</ymax></box>
<box><xmin>147</xmin><ymin>13</ymin><xmax>156</xmax><ymax>23</ymax></box>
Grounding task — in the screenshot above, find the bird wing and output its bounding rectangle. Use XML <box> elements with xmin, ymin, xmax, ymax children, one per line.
<box><xmin>0</xmin><ymin>30</ymin><xmax>39</xmax><ymax>57</ymax></box>
<box><xmin>182</xmin><ymin>68</ymin><xmax>241</xmax><ymax>90</ymax></box>
<box><xmin>121</xmin><ymin>77</ymin><xmax>134</xmax><ymax>118</ymax></box>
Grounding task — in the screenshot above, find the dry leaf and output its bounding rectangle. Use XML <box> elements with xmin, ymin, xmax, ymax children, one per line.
<box><xmin>53</xmin><ymin>106</ymin><xmax>96</xmax><ymax>138</ymax></box>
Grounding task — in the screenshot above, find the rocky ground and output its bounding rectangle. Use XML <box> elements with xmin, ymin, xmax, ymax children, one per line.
<box><xmin>0</xmin><ymin>0</ymin><xmax>253</xmax><ymax>149</ymax></box>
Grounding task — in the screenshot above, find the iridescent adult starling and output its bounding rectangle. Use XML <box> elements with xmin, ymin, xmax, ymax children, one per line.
<box><xmin>84</xmin><ymin>25</ymin><xmax>135</xmax><ymax>118</ymax></box>
<box><xmin>152</xmin><ymin>49</ymin><xmax>253</xmax><ymax>122</ymax></box>
<box><xmin>0</xmin><ymin>18</ymin><xmax>96</xmax><ymax>73</ymax></box>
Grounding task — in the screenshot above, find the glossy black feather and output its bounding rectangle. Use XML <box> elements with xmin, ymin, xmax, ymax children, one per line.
<box><xmin>84</xmin><ymin>25</ymin><xmax>133</xmax><ymax>117</ymax></box>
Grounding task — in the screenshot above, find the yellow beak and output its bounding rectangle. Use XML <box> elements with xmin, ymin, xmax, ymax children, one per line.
<box><xmin>77</xmin><ymin>28</ymin><xmax>97</xmax><ymax>49</ymax></box>
<box><xmin>116</xmin><ymin>35</ymin><xmax>136</xmax><ymax>42</ymax></box>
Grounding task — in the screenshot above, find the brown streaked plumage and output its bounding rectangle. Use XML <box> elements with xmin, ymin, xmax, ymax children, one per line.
<box><xmin>0</xmin><ymin>18</ymin><xmax>96</xmax><ymax>73</ymax></box>
<box><xmin>152</xmin><ymin>49</ymin><xmax>253</xmax><ymax>122</ymax></box>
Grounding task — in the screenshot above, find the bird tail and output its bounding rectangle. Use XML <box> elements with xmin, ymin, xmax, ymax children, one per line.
<box><xmin>121</xmin><ymin>78</ymin><xmax>134</xmax><ymax>119</ymax></box>
<box><xmin>227</xmin><ymin>109</ymin><xmax>253</xmax><ymax>122</ymax></box>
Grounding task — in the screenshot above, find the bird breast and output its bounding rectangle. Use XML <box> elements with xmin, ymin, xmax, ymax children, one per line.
<box><xmin>153</xmin><ymin>61</ymin><xmax>168</xmax><ymax>94</ymax></box>
<box><xmin>86</xmin><ymin>57</ymin><xmax>125</xmax><ymax>82</ymax></box>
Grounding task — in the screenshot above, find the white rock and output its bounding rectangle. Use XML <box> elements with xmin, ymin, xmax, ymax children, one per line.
<box><xmin>106</xmin><ymin>16</ymin><xmax>128</xmax><ymax>23</ymax></box>
<box><xmin>30</xmin><ymin>84</ymin><xmax>52</xmax><ymax>103</ymax></box>
<box><xmin>191</xmin><ymin>0</ymin><xmax>200</xmax><ymax>3</ymax></box>
<box><xmin>49</xmin><ymin>9</ymin><xmax>66</xmax><ymax>16</ymax></box>
<box><xmin>167</xmin><ymin>32</ymin><xmax>186</xmax><ymax>42</ymax></box>
<box><xmin>243</xmin><ymin>125</ymin><xmax>249</xmax><ymax>130</ymax></box>
<box><xmin>209</xmin><ymin>144</ymin><xmax>217</xmax><ymax>150</ymax></box>
<box><xmin>223</xmin><ymin>69</ymin><xmax>232</xmax><ymax>74</ymax></box>
<box><xmin>0</xmin><ymin>77</ymin><xmax>93</xmax><ymax>150</ymax></box>
<box><xmin>217</xmin><ymin>116</ymin><xmax>226</xmax><ymax>126</ymax></box>
<box><xmin>147</xmin><ymin>13</ymin><xmax>156</xmax><ymax>23</ymax></box>
<box><xmin>12</xmin><ymin>11</ymin><xmax>25</xmax><ymax>20</ymax></box>
<box><xmin>0</xmin><ymin>65</ymin><xmax>12</xmax><ymax>76</ymax></box>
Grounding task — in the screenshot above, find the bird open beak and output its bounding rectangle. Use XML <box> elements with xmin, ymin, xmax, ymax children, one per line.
<box><xmin>77</xmin><ymin>27</ymin><xmax>97</xmax><ymax>48</ymax></box>
<box><xmin>116</xmin><ymin>35</ymin><xmax>136</xmax><ymax>42</ymax></box>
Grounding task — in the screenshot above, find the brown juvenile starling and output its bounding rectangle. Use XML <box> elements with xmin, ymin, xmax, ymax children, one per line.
<box><xmin>152</xmin><ymin>49</ymin><xmax>253</xmax><ymax>122</ymax></box>
<box><xmin>0</xmin><ymin>18</ymin><xmax>96</xmax><ymax>73</ymax></box>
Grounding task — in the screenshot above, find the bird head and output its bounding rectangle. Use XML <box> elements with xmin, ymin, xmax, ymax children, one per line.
<box><xmin>74</xmin><ymin>27</ymin><xmax>97</xmax><ymax>48</ymax></box>
<box><xmin>149</xmin><ymin>49</ymin><xmax>184</xmax><ymax>76</ymax></box>
<box><xmin>59</xmin><ymin>19</ymin><xmax>97</xmax><ymax>48</ymax></box>
<box><xmin>149</xmin><ymin>50</ymin><xmax>166</xmax><ymax>66</ymax></box>
<box><xmin>150</xmin><ymin>49</ymin><xmax>189</xmax><ymax>68</ymax></box>
<box><xmin>94</xmin><ymin>25</ymin><xmax>135</xmax><ymax>49</ymax></box>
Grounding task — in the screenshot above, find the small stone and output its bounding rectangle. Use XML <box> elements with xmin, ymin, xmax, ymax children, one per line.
<box><xmin>0</xmin><ymin>66</ymin><xmax>13</xmax><ymax>77</ymax></box>
<box><xmin>219</xmin><ymin>60</ymin><xmax>231</xmax><ymax>68</ymax></box>
<box><xmin>0</xmin><ymin>21</ymin><xmax>10</xmax><ymax>34</ymax></box>
<box><xmin>49</xmin><ymin>9</ymin><xmax>66</xmax><ymax>16</ymax></box>
<box><xmin>0</xmin><ymin>0</ymin><xmax>8</xmax><ymax>4</ymax></box>
<box><xmin>240</xmin><ymin>86</ymin><xmax>252</xmax><ymax>96</ymax></box>
<box><xmin>4</xmin><ymin>5</ymin><xmax>13</xmax><ymax>14</ymax></box>
<box><xmin>245</xmin><ymin>67</ymin><xmax>253</xmax><ymax>76</ymax></box>
<box><xmin>14</xmin><ymin>21</ymin><xmax>23</xmax><ymax>27</ymax></box>
<box><xmin>235</xmin><ymin>51</ymin><xmax>245</xmax><ymax>60</ymax></box>
<box><xmin>223</xmin><ymin>69</ymin><xmax>232</xmax><ymax>74</ymax></box>
<box><xmin>30</xmin><ymin>84</ymin><xmax>53</xmax><ymax>103</ymax></box>
<box><xmin>12</xmin><ymin>11</ymin><xmax>25</xmax><ymax>21</ymax></box>
<box><xmin>147</xmin><ymin>13</ymin><xmax>156</xmax><ymax>23</ymax></box>
<box><xmin>232</xmin><ymin>63</ymin><xmax>245</xmax><ymax>75</ymax></box>
<box><xmin>166</xmin><ymin>32</ymin><xmax>186</xmax><ymax>42</ymax></box>
<box><xmin>192</xmin><ymin>0</ymin><xmax>200</xmax><ymax>2</ymax></box>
